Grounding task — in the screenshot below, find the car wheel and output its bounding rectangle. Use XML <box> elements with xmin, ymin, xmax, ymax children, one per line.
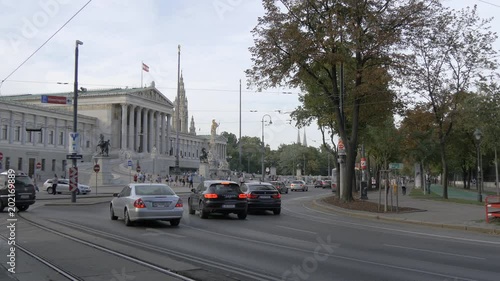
<box><xmin>17</xmin><ymin>205</ymin><xmax>29</xmax><ymax>212</ymax></box>
<box><xmin>110</xmin><ymin>205</ymin><xmax>118</xmax><ymax>220</ymax></box>
<box><xmin>0</xmin><ymin>200</ymin><xmax>4</xmax><ymax>212</ymax></box>
<box><xmin>76</xmin><ymin>189</ymin><xmax>81</xmax><ymax>195</ymax></box>
<box><xmin>286</xmin><ymin>189</ymin><xmax>288</xmax><ymax>194</ymax></box>
<box><xmin>237</xmin><ymin>212</ymin><xmax>247</xmax><ymax>220</ymax></box>
<box><xmin>188</xmin><ymin>199</ymin><xmax>195</xmax><ymax>215</ymax></box>
<box><xmin>47</xmin><ymin>187</ymin><xmax>52</xmax><ymax>194</ymax></box>
<box><xmin>273</xmin><ymin>208</ymin><xmax>281</xmax><ymax>215</ymax></box>
<box><xmin>124</xmin><ymin>209</ymin><xmax>133</xmax><ymax>226</ymax></box>
<box><xmin>170</xmin><ymin>219</ymin><xmax>181</xmax><ymax>226</ymax></box>
<box><xmin>199</xmin><ymin>202</ymin><xmax>208</xmax><ymax>219</ymax></box>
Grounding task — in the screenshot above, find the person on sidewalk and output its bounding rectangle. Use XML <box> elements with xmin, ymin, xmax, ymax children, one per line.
<box><xmin>51</xmin><ymin>174</ymin><xmax>58</xmax><ymax>195</ymax></box>
<box><xmin>401</xmin><ymin>178</ymin><xmax>407</xmax><ymax>195</ymax></box>
<box><xmin>188</xmin><ymin>174</ymin><xmax>193</xmax><ymax>188</ymax></box>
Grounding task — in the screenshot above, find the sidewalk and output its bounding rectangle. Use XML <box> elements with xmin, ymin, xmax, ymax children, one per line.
<box><xmin>313</xmin><ymin>187</ymin><xmax>500</xmax><ymax>235</ymax></box>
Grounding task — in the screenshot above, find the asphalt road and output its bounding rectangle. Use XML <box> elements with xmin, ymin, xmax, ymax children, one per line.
<box><xmin>2</xmin><ymin>187</ymin><xmax>499</xmax><ymax>281</ymax></box>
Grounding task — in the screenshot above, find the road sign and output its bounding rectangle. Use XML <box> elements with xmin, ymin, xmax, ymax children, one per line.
<box><xmin>41</xmin><ymin>95</ymin><xmax>70</xmax><ymax>104</ymax></box>
<box><xmin>69</xmin><ymin>132</ymin><xmax>80</xmax><ymax>154</ymax></box>
<box><xmin>127</xmin><ymin>160</ymin><xmax>133</xmax><ymax>167</ymax></box>
<box><xmin>361</xmin><ymin>158</ymin><xmax>367</xmax><ymax>170</ymax></box>
<box><xmin>36</xmin><ymin>162</ymin><xmax>41</xmax><ymax>169</ymax></box>
<box><xmin>136</xmin><ymin>166</ymin><xmax>141</xmax><ymax>173</ymax></box>
<box><xmin>389</xmin><ymin>163</ymin><xmax>404</xmax><ymax>170</ymax></box>
<box><xmin>0</xmin><ymin>152</ymin><xmax>3</xmax><ymax>161</ymax></box>
<box><xmin>69</xmin><ymin>167</ymin><xmax>78</xmax><ymax>192</ymax></box>
<box><xmin>93</xmin><ymin>164</ymin><xmax>100</xmax><ymax>173</ymax></box>
<box><xmin>66</xmin><ymin>154</ymin><xmax>83</xmax><ymax>159</ymax></box>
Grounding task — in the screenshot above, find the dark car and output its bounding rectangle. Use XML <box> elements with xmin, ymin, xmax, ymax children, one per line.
<box><xmin>240</xmin><ymin>182</ymin><xmax>281</xmax><ymax>215</ymax></box>
<box><xmin>315</xmin><ymin>180</ymin><xmax>331</xmax><ymax>189</ymax></box>
<box><xmin>0</xmin><ymin>170</ymin><xmax>37</xmax><ymax>212</ymax></box>
<box><xmin>188</xmin><ymin>180</ymin><xmax>248</xmax><ymax>219</ymax></box>
<box><xmin>269</xmin><ymin>181</ymin><xmax>288</xmax><ymax>194</ymax></box>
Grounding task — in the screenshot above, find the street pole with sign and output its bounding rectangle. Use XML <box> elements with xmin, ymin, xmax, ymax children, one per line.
<box><xmin>360</xmin><ymin>143</ymin><xmax>368</xmax><ymax>200</ymax></box>
<box><xmin>338</xmin><ymin>139</ymin><xmax>346</xmax><ymax>198</ymax></box>
<box><xmin>71</xmin><ymin>40</ymin><xmax>83</xmax><ymax>203</ymax></box>
<box><xmin>93</xmin><ymin>164</ymin><xmax>100</xmax><ymax>195</ymax></box>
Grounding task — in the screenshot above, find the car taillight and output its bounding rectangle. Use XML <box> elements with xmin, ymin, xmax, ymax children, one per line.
<box><xmin>175</xmin><ymin>198</ymin><xmax>183</xmax><ymax>207</ymax></box>
<box><xmin>272</xmin><ymin>193</ymin><xmax>281</xmax><ymax>199</ymax></box>
<box><xmin>204</xmin><ymin>193</ymin><xmax>218</xmax><ymax>199</ymax></box>
<box><xmin>238</xmin><ymin>194</ymin><xmax>247</xmax><ymax>199</ymax></box>
<box><xmin>248</xmin><ymin>193</ymin><xmax>258</xmax><ymax>199</ymax></box>
<box><xmin>133</xmin><ymin>198</ymin><xmax>146</xmax><ymax>208</ymax></box>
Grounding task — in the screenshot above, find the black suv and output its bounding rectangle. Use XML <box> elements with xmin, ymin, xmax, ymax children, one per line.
<box><xmin>241</xmin><ymin>182</ymin><xmax>281</xmax><ymax>215</ymax></box>
<box><xmin>188</xmin><ymin>180</ymin><xmax>248</xmax><ymax>219</ymax></box>
<box><xmin>0</xmin><ymin>170</ymin><xmax>37</xmax><ymax>212</ymax></box>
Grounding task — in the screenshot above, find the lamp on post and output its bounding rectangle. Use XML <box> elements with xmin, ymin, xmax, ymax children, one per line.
<box><xmin>261</xmin><ymin>114</ymin><xmax>272</xmax><ymax>181</ymax></box>
<box><xmin>474</xmin><ymin>128</ymin><xmax>483</xmax><ymax>202</ymax></box>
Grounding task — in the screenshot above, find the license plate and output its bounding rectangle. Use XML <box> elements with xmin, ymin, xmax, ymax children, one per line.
<box><xmin>222</xmin><ymin>204</ymin><xmax>235</xmax><ymax>208</ymax></box>
<box><xmin>260</xmin><ymin>196</ymin><xmax>271</xmax><ymax>199</ymax></box>
<box><xmin>152</xmin><ymin>202</ymin><xmax>167</xmax><ymax>208</ymax></box>
<box><xmin>20</xmin><ymin>195</ymin><xmax>29</xmax><ymax>199</ymax></box>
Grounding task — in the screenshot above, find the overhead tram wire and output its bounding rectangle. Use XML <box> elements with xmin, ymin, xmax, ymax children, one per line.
<box><xmin>0</xmin><ymin>0</ymin><xmax>93</xmax><ymax>95</ymax></box>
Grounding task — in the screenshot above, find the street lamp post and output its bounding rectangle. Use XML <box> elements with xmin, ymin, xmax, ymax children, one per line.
<box><xmin>261</xmin><ymin>114</ymin><xmax>272</xmax><ymax>181</ymax></box>
<box><xmin>474</xmin><ymin>128</ymin><xmax>483</xmax><ymax>202</ymax></box>
<box><xmin>71</xmin><ymin>39</ymin><xmax>83</xmax><ymax>203</ymax></box>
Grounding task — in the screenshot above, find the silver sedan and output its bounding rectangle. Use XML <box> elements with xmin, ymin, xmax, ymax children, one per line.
<box><xmin>110</xmin><ymin>184</ymin><xmax>183</xmax><ymax>227</ymax></box>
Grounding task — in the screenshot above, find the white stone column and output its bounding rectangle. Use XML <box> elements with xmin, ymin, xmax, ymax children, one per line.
<box><xmin>167</xmin><ymin>114</ymin><xmax>172</xmax><ymax>155</ymax></box>
<box><xmin>149</xmin><ymin>110</ymin><xmax>154</xmax><ymax>153</ymax></box>
<box><xmin>121</xmin><ymin>104</ymin><xmax>128</xmax><ymax>150</ymax></box>
<box><xmin>136</xmin><ymin>107</ymin><xmax>142</xmax><ymax>152</ymax></box>
<box><xmin>128</xmin><ymin>105</ymin><xmax>135</xmax><ymax>151</ymax></box>
<box><xmin>8</xmin><ymin>111</ymin><xmax>13</xmax><ymax>144</ymax></box>
<box><xmin>54</xmin><ymin>119</ymin><xmax>58</xmax><ymax>148</ymax></box>
<box><xmin>160</xmin><ymin>113</ymin><xmax>166</xmax><ymax>154</ymax></box>
<box><xmin>21</xmin><ymin>113</ymin><xmax>26</xmax><ymax>145</ymax></box>
<box><xmin>143</xmin><ymin>109</ymin><xmax>149</xmax><ymax>153</ymax></box>
<box><xmin>43</xmin><ymin>116</ymin><xmax>48</xmax><ymax>147</ymax></box>
<box><xmin>155</xmin><ymin>111</ymin><xmax>160</xmax><ymax>152</ymax></box>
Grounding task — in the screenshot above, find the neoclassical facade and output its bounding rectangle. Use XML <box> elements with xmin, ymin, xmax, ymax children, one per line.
<box><xmin>0</xmin><ymin>80</ymin><xmax>227</xmax><ymax>180</ymax></box>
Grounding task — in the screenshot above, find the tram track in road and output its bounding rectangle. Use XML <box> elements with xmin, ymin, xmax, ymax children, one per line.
<box><xmin>18</xmin><ymin>213</ymin><xmax>283</xmax><ymax>281</ymax></box>
<box><xmin>13</xmin><ymin>213</ymin><xmax>197</xmax><ymax>281</ymax></box>
<box><xmin>0</xmin><ymin>232</ymin><xmax>82</xmax><ymax>281</ymax></box>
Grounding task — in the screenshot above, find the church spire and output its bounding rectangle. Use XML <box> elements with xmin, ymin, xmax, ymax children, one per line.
<box><xmin>190</xmin><ymin>116</ymin><xmax>196</xmax><ymax>135</ymax></box>
<box><xmin>297</xmin><ymin>130</ymin><xmax>301</xmax><ymax>145</ymax></box>
<box><xmin>303</xmin><ymin>129</ymin><xmax>307</xmax><ymax>147</ymax></box>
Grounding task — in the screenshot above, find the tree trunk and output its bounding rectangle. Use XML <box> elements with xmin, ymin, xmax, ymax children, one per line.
<box><xmin>440</xmin><ymin>141</ymin><xmax>448</xmax><ymax>199</ymax></box>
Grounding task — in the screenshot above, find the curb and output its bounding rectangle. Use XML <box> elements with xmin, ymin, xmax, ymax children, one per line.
<box><xmin>312</xmin><ymin>198</ymin><xmax>500</xmax><ymax>235</ymax></box>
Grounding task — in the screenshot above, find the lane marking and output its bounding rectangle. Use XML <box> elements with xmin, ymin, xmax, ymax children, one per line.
<box><xmin>384</xmin><ymin>244</ymin><xmax>486</xmax><ymax>260</ymax></box>
<box><xmin>282</xmin><ymin>204</ymin><xmax>500</xmax><ymax>246</ymax></box>
<box><xmin>276</xmin><ymin>225</ymin><xmax>317</xmax><ymax>234</ymax></box>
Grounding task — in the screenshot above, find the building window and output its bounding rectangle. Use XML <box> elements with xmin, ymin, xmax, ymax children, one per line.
<box><xmin>59</xmin><ymin>131</ymin><xmax>64</xmax><ymax>145</ymax></box>
<box><xmin>17</xmin><ymin>157</ymin><xmax>22</xmax><ymax>171</ymax></box>
<box><xmin>51</xmin><ymin>159</ymin><xmax>56</xmax><ymax>172</ymax></box>
<box><xmin>62</xmin><ymin>160</ymin><xmax>67</xmax><ymax>178</ymax></box>
<box><xmin>86</xmin><ymin>140</ymin><xmax>90</xmax><ymax>148</ymax></box>
<box><xmin>5</xmin><ymin>157</ymin><xmax>10</xmax><ymax>170</ymax></box>
<box><xmin>27</xmin><ymin>131</ymin><xmax>32</xmax><ymax>143</ymax></box>
<box><xmin>49</xmin><ymin>130</ymin><xmax>54</xmax><ymax>144</ymax></box>
<box><xmin>38</xmin><ymin>130</ymin><xmax>43</xmax><ymax>143</ymax></box>
<box><xmin>1</xmin><ymin>125</ymin><xmax>7</xmax><ymax>140</ymax></box>
<box><xmin>14</xmin><ymin>126</ymin><xmax>20</xmax><ymax>141</ymax></box>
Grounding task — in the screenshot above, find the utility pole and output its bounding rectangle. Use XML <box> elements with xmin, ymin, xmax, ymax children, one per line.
<box><xmin>71</xmin><ymin>40</ymin><xmax>83</xmax><ymax>203</ymax></box>
<box><xmin>239</xmin><ymin>79</ymin><xmax>242</xmax><ymax>173</ymax></box>
<box><xmin>360</xmin><ymin>144</ymin><xmax>368</xmax><ymax>199</ymax></box>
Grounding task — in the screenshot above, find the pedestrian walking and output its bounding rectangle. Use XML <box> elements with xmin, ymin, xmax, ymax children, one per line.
<box><xmin>51</xmin><ymin>174</ymin><xmax>58</xmax><ymax>195</ymax></box>
<box><xmin>189</xmin><ymin>174</ymin><xmax>193</xmax><ymax>188</ymax></box>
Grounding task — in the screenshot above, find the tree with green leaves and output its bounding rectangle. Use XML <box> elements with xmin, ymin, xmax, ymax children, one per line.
<box><xmin>246</xmin><ymin>0</ymin><xmax>437</xmax><ymax>201</ymax></box>
<box><xmin>402</xmin><ymin>5</ymin><xmax>498</xmax><ymax>199</ymax></box>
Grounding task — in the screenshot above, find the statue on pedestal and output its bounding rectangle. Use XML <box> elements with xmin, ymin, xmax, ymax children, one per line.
<box><xmin>210</xmin><ymin>119</ymin><xmax>219</xmax><ymax>140</ymax></box>
<box><xmin>96</xmin><ymin>134</ymin><xmax>111</xmax><ymax>157</ymax></box>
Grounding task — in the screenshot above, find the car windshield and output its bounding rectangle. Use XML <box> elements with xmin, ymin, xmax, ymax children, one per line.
<box><xmin>135</xmin><ymin>185</ymin><xmax>175</xmax><ymax>196</ymax></box>
<box><xmin>210</xmin><ymin>184</ymin><xmax>241</xmax><ymax>193</ymax></box>
<box><xmin>249</xmin><ymin>185</ymin><xmax>275</xmax><ymax>191</ymax></box>
<box><xmin>15</xmin><ymin>176</ymin><xmax>34</xmax><ymax>187</ymax></box>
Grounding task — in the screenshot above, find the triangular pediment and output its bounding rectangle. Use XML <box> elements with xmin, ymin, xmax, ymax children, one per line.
<box><xmin>132</xmin><ymin>88</ymin><xmax>174</xmax><ymax>107</ymax></box>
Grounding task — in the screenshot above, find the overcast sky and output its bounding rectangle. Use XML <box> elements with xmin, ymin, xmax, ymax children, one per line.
<box><xmin>0</xmin><ymin>0</ymin><xmax>498</xmax><ymax>150</ymax></box>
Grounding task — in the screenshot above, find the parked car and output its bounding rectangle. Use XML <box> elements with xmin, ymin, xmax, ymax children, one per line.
<box><xmin>188</xmin><ymin>180</ymin><xmax>247</xmax><ymax>219</ymax></box>
<box><xmin>268</xmin><ymin>181</ymin><xmax>288</xmax><ymax>194</ymax></box>
<box><xmin>0</xmin><ymin>171</ymin><xmax>36</xmax><ymax>212</ymax></box>
<box><xmin>43</xmin><ymin>179</ymin><xmax>91</xmax><ymax>195</ymax></box>
<box><xmin>240</xmin><ymin>182</ymin><xmax>281</xmax><ymax>215</ymax></box>
<box><xmin>290</xmin><ymin>180</ymin><xmax>308</xmax><ymax>192</ymax></box>
<box><xmin>110</xmin><ymin>183</ymin><xmax>183</xmax><ymax>226</ymax></box>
